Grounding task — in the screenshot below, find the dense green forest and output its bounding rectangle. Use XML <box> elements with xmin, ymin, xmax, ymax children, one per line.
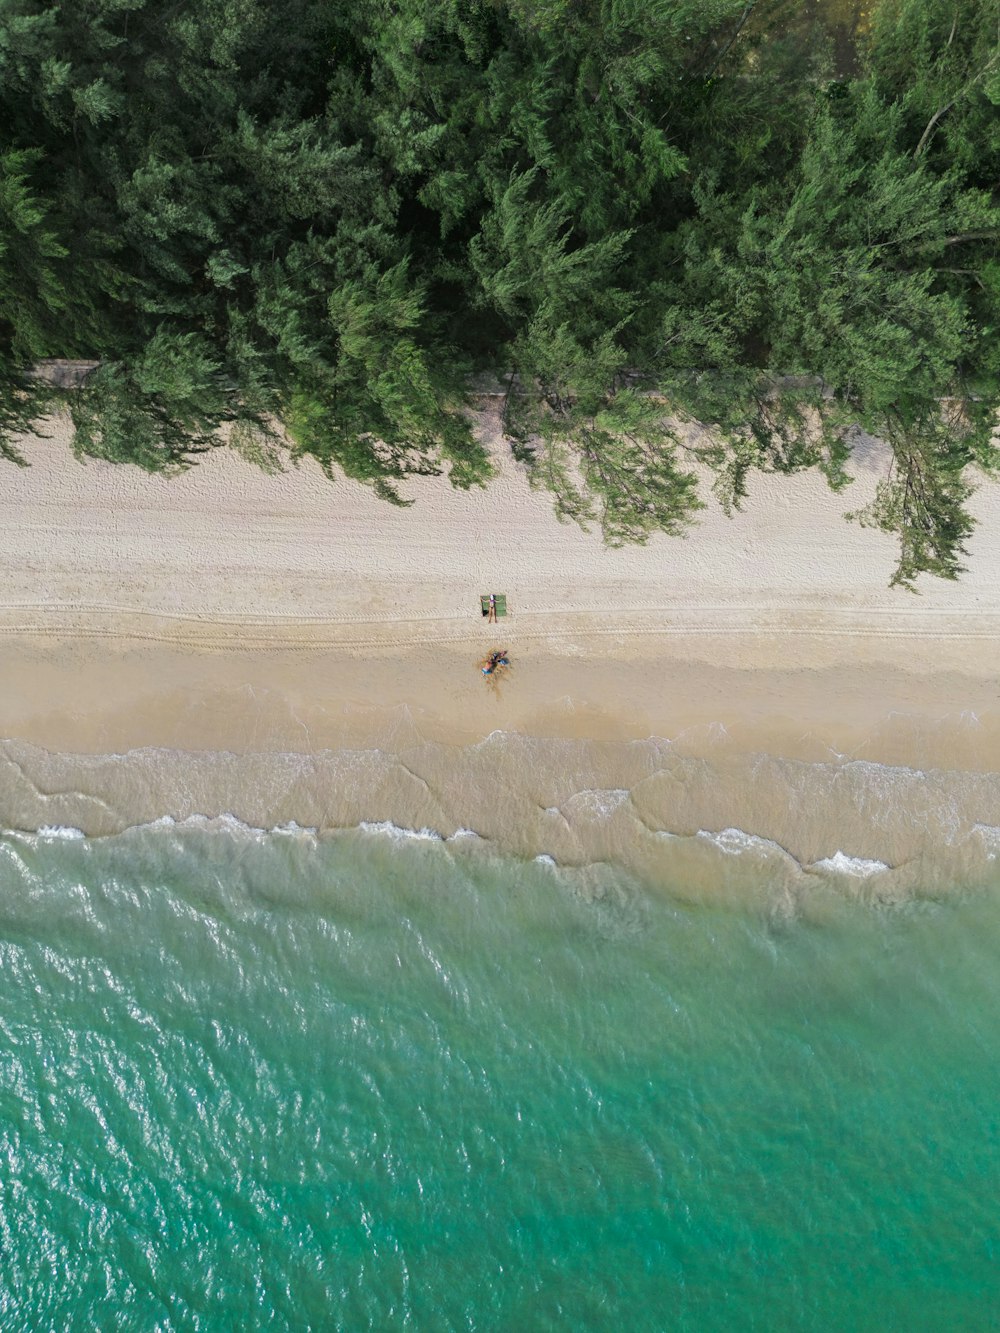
<box><xmin>0</xmin><ymin>0</ymin><xmax>998</xmax><ymax>584</ymax></box>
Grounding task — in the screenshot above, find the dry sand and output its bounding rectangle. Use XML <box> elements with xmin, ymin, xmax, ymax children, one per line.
<box><xmin>1</xmin><ymin>406</ymin><xmax>999</xmax><ymax>765</ymax></box>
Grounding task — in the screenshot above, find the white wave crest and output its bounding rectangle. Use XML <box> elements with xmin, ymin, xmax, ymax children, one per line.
<box><xmin>811</xmin><ymin>851</ymin><xmax>889</xmax><ymax>878</ymax></box>
<box><xmin>135</xmin><ymin>813</ymin><xmax>319</xmax><ymax>838</ymax></box>
<box><xmin>357</xmin><ymin>821</ymin><xmax>443</xmax><ymax>843</ymax></box>
<box><xmin>561</xmin><ymin>789</ymin><xmax>630</xmax><ymax>819</ymax></box>
<box><xmin>971</xmin><ymin>824</ymin><xmax>1000</xmax><ymax>859</ymax></box>
<box><xmin>696</xmin><ymin>827</ymin><xmax>789</xmax><ymax>859</ymax></box>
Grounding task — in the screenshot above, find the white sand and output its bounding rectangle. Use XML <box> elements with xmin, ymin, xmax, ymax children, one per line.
<box><xmin>3</xmin><ymin>407</ymin><xmax>1000</xmax><ymax>655</ymax></box>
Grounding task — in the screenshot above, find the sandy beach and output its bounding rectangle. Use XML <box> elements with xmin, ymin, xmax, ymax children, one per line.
<box><xmin>4</xmin><ymin>408</ymin><xmax>1000</xmax><ymax>896</ymax></box>
<box><xmin>3</xmin><ymin>405</ymin><xmax>1000</xmax><ymax>741</ymax></box>
<box><xmin>5</xmin><ymin>407</ymin><xmax>1000</xmax><ymax>646</ymax></box>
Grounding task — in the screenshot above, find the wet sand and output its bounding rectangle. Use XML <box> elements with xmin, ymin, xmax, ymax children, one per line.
<box><xmin>2</xmin><ymin>627</ymin><xmax>999</xmax><ymax>766</ymax></box>
<box><xmin>4</xmin><ymin>628</ymin><xmax>1000</xmax><ymax>904</ymax></box>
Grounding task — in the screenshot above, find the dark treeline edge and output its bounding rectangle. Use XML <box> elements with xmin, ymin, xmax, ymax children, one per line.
<box><xmin>0</xmin><ymin>0</ymin><xmax>997</xmax><ymax>586</ymax></box>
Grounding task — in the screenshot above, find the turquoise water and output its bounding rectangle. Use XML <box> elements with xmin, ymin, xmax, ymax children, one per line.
<box><xmin>1</xmin><ymin>825</ymin><xmax>998</xmax><ymax>1331</ymax></box>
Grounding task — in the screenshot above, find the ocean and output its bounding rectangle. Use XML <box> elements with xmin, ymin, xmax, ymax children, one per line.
<box><xmin>1</xmin><ymin>817</ymin><xmax>998</xmax><ymax>1330</ymax></box>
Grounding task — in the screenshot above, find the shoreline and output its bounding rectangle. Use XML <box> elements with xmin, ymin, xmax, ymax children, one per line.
<box><xmin>4</xmin><ymin>413</ymin><xmax>1000</xmax><ymax>895</ymax></box>
<box><xmin>4</xmin><ymin>623</ymin><xmax>1000</xmax><ymax>763</ymax></box>
<box><xmin>4</xmin><ymin>630</ymin><xmax>1000</xmax><ymax>903</ymax></box>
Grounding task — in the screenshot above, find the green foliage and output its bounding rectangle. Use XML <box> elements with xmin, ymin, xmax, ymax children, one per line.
<box><xmin>0</xmin><ymin>0</ymin><xmax>996</xmax><ymax>580</ymax></box>
<box><xmin>70</xmin><ymin>331</ymin><xmax>227</xmax><ymax>470</ymax></box>
<box><xmin>0</xmin><ymin>148</ymin><xmax>72</xmax><ymax>360</ymax></box>
<box><xmin>284</xmin><ymin>259</ymin><xmax>491</xmax><ymax>495</ymax></box>
<box><xmin>865</xmin><ymin>0</ymin><xmax>1000</xmax><ymax>176</ymax></box>
<box><xmin>0</xmin><ymin>363</ymin><xmax>49</xmax><ymax>463</ymax></box>
<box><xmin>847</xmin><ymin>407</ymin><xmax>978</xmax><ymax>589</ymax></box>
<box><xmin>504</xmin><ymin>327</ymin><xmax>703</xmax><ymax>543</ymax></box>
<box><xmin>649</xmin><ymin>69</ymin><xmax>1000</xmax><ymax>580</ymax></box>
<box><xmin>228</xmin><ymin>418</ymin><xmax>285</xmax><ymax>475</ymax></box>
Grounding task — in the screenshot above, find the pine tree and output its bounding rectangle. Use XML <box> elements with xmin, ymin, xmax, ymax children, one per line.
<box><xmin>71</xmin><ymin>330</ymin><xmax>227</xmax><ymax>470</ymax></box>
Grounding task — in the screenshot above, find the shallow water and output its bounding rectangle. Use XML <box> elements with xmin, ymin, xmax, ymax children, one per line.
<box><xmin>6</xmin><ymin>729</ymin><xmax>1000</xmax><ymax>901</ymax></box>
<box><xmin>1</xmin><ymin>823</ymin><xmax>998</xmax><ymax>1330</ymax></box>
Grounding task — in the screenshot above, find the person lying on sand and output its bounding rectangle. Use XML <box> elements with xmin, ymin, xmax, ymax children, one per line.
<box><xmin>482</xmin><ymin>649</ymin><xmax>510</xmax><ymax>676</ymax></box>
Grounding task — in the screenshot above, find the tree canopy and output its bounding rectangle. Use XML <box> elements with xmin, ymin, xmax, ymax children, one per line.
<box><xmin>0</xmin><ymin>0</ymin><xmax>998</xmax><ymax>583</ymax></box>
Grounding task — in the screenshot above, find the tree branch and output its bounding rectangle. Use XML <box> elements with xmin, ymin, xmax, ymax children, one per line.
<box><xmin>945</xmin><ymin>8</ymin><xmax>958</xmax><ymax>49</ymax></box>
<box><xmin>700</xmin><ymin>5</ymin><xmax>755</xmax><ymax>83</ymax></box>
<box><xmin>913</xmin><ymin>49</ymin><xmax>1000</xmax><ymax>159</ymax></box>
<box><xmin>943</xmin><ymin>230</ymin><xmax>1000</xmax><ymax>246</ymax></box>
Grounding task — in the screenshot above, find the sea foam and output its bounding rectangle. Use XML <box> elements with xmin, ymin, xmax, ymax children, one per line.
<box><xmin>811</xmin><ymin>851</ymin><xmax>890</xmax><ymax>878</ymax></box>
<box><xmin>358</xmin><ymin>820</ymin><xmax>443</xmax><ymax>843</ymax></box>
<box><xmin>696</xmin><ymin>827</ymin><xmax>793</xmax><ymax>861</ymax></box>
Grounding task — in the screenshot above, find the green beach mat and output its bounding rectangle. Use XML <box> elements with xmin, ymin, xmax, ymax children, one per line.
<box><xmin>480</xmin><ymin>594</ymin><xmax>507</xmax><ymax>616</ymax></box>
